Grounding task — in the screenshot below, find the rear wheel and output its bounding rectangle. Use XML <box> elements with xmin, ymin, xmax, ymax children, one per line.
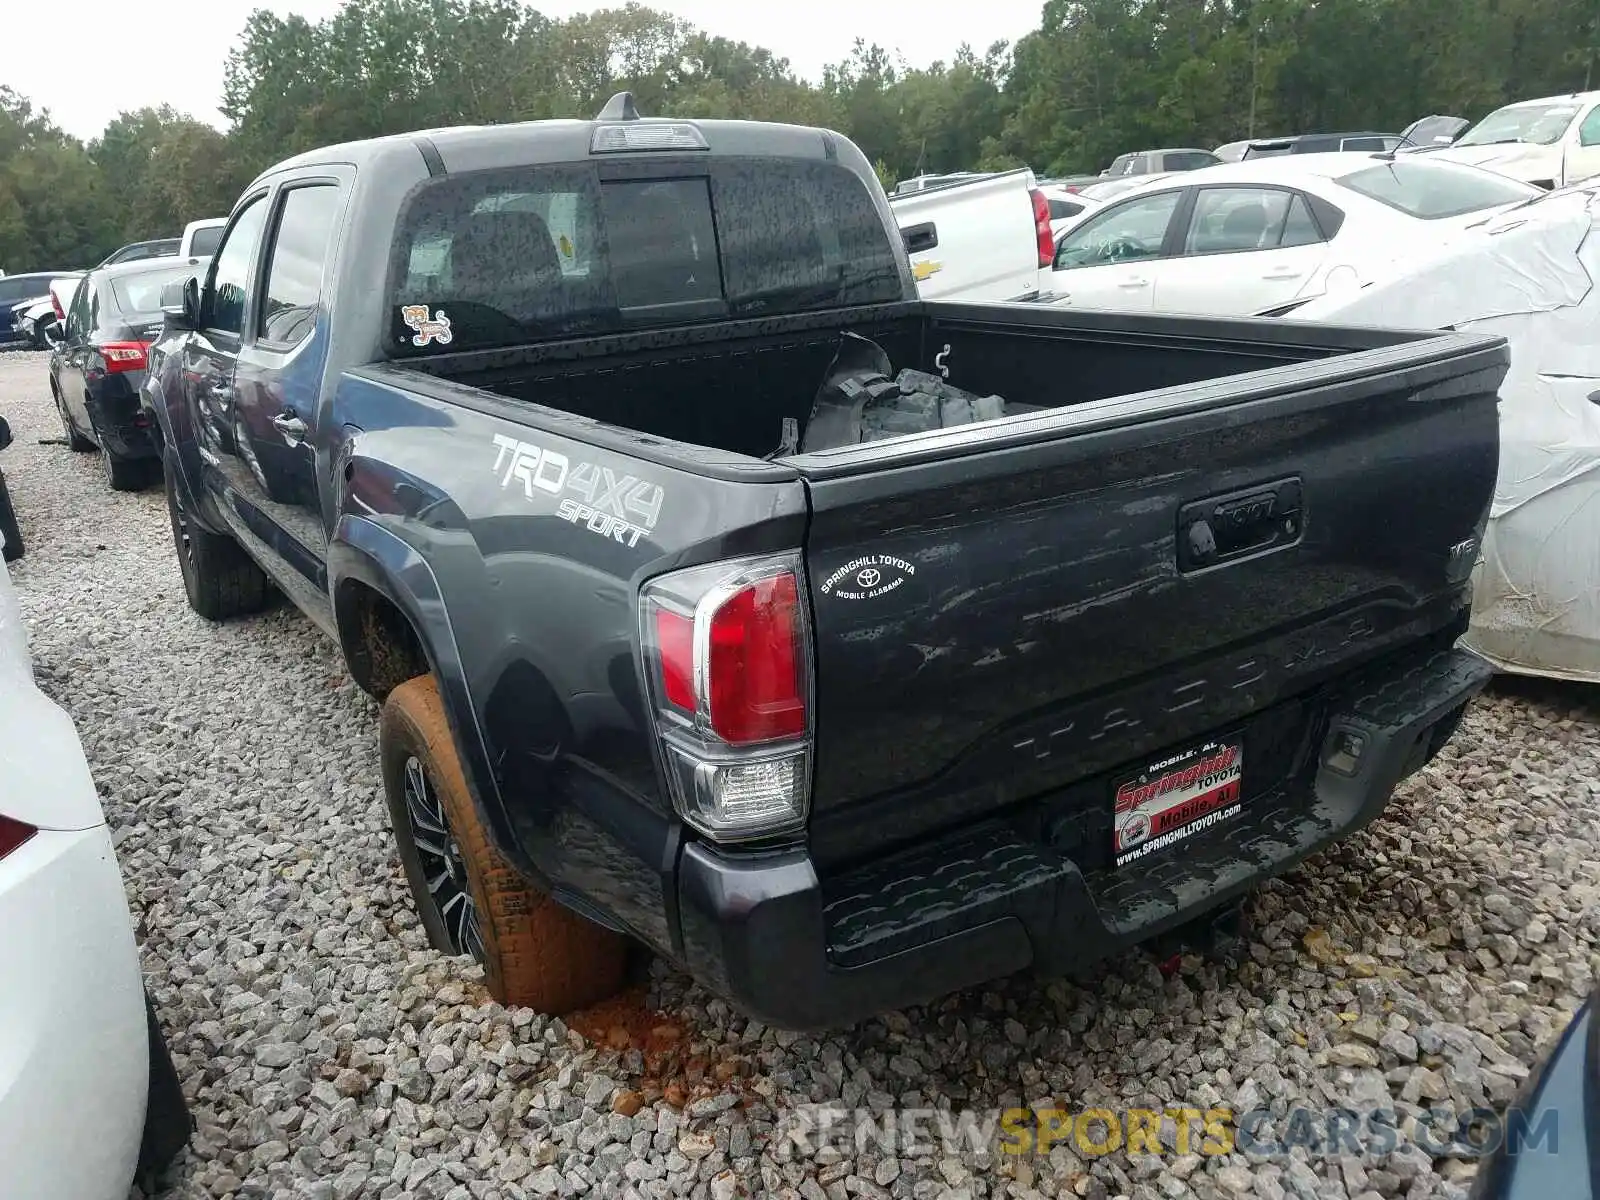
<box><xmin>52</xmin><ymin>386</ymin><xmax>93</xmax><ymax>451</ymax></box>
<box><xmin>379</xmin><ymin>675</ymin><xmax>627</xmax><ymax>1012</ymax></box>
<box><xmin>164</xmin><ymin>462</ymin><xmax>269</xmax><ymax>620</ymax></box>
<box><xmin>102</xmin><ymin>444</ymin><xmax>157</xmax><ymax>492</ymax></box>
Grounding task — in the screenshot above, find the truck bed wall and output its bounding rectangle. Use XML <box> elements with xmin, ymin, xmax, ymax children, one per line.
<box><xmin>406</xmin><ymin>306</ymin><xmax>1362</xmax><ymax>459</ymax></box>
<box><xmin>427</xmin><ymin>313</ymin><xmax>924</xmax><ymax>460</ymax></box>
<box><xmin>925</xmin><ymin>312</ymin><xmax>1343</xmax><ymax>413</ymax></box>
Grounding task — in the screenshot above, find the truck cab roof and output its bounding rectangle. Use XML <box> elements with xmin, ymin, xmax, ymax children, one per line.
<box><xmin>249</xmin><ymin>98</ymin><xmax>857</xmax><ymax>188</ymax></box>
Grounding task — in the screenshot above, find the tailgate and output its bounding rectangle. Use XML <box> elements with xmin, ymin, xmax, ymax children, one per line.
<box><xmin>892</xmin><ymin>170</ymin><xmax>1042</xmax><ymax>303</ymax></box>
<box><xmin>793</xmin><ymin>334</ymin><xmax>1504</xmax><ymax>860</ymax></box>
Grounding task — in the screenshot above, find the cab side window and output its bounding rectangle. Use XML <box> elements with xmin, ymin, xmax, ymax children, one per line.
<box><xmin>206</xmin><ymin>194</ymin><xmax>269</xmax><ymax>337</ymax></box>
<box><xmin>1055</xmin><ymin>190</ymin><xmax>1184</xmax><ymax>269</ymax></box>
<box><xmin>258</xmin><ymin>184</ymin><xmax>342</xmax><ymax>347</ymax></box>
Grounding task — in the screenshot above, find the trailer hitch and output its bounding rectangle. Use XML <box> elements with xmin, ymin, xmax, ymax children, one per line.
<box><xmin>1147</xmin><ymin>899</ymin><xmax>1249</xmax><ymax>975</ymax></box>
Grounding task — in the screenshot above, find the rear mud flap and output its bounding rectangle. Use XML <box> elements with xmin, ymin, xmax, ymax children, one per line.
<box><xmin>136</xmin><ymin>989</ymin><xmax>192</xmax><ymax>1191</ymax></box>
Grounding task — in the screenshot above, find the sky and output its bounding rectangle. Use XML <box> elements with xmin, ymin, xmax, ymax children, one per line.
<box><xmin>1</xmin><ymin>0</ymin><xmax>1046</xmax><ymax>143</ymax></box>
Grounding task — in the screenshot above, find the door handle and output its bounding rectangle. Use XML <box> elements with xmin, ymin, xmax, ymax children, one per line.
<box><xmin>902</xmin><ymin>222</ymin><xmax>938</xmax><ymax>254</ymax></box>
<box><xmin>1262</xmin><ymin>269</ymin><xmax>1302</xmax><ymax>280</ymax></box>
<box><xmin>1117</xmin><ymin>277</ymin><xmax>1149</xmax><ymax>288</ymax></box>
<box><xmin>1177</xmin><ymin>477</ymin><xmax>1303</xmax><ymax>573</ymax></box>
<box><xmin>272</xmin><ymin>412</ymin><xmax>307</xmax><ymax>444</ymax></box>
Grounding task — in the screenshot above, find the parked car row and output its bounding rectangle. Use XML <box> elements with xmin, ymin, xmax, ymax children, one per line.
<box><xmin>48</xmin><ymin>258</ymin><xmax>206</xmax><ymax>491</ymax></box>
<box><xmin>1120</xmin><ymin>89</ymin><xmax>1600</xmax><ymax>197</ymax></box>
<box><xmin>2</xmin><ymin>217</ymin><xmax>227</xmax><ymax>353</ymax></box>
<box><xmin>0</xmin><ymin>271</ymin><xmax>78</xmax><ymax>349</ymax></box>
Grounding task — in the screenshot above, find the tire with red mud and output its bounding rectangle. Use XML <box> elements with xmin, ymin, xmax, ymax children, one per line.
<box><xmin>378</xmin><ymin>674</ymin><xmax>627</xmax><ymax>1013</ymax></box>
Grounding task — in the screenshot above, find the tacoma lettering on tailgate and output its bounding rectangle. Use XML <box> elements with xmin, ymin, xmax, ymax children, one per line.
<box><xmin>490</xmin><ymin>433</ymin><xmax>664</xmax><ymax>548</ymax></box>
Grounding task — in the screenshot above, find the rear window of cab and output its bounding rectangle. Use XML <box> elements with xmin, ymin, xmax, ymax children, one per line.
<box><xmin>385</xmin><ymin>158</ymin><xmax>905</xmax><ymax>355</ymax></box>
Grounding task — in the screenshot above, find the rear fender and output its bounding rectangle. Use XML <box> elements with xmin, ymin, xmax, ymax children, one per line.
<box><xmin>327</xmin><ymin>513</ymin><xmax>542</xmax><ymax>885</ymax></box>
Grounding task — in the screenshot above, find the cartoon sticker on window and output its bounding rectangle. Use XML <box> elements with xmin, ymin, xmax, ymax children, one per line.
<box><xmin>400</xmin><ymin>304</ymin><xmax>453</xmax><ymax>347</ymax></box>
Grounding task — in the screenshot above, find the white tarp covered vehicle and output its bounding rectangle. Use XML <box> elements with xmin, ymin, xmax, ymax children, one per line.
<box><xmin>1293</xmin><ymin>184</ymin><xmax>1600</xmax><ymax>681</ymax></box>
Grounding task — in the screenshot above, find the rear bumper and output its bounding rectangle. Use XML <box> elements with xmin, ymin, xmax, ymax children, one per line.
<box><xmin>676</xmin><ymin>642</ymin><xmax>1491</xmax><ymax>1030</ymax></box>
<box><xmin>86</xmin><ymin>378</ymin><xmax>156</xmax><ymax>460</ymax></box>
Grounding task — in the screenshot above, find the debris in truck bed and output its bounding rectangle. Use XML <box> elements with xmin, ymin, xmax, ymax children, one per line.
<box><xmin>799</xmin><ymin>331</ymin><xmax>1013</xmax><ymax>452</ymax></box>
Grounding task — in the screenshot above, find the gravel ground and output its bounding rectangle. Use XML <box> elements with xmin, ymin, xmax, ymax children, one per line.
<box><xmin>3</xmin><ymin>347</ymin><xmax>1599</xmax><ymax>1200</ymax></box>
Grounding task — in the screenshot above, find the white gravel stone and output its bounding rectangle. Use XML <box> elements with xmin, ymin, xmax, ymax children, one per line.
<box><xmin>2</xmin><ymin>350</ymin><xmax>1594</xmax><ymax>1200</ymax></box>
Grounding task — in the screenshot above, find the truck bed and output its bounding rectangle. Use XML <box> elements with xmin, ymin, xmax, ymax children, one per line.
<box><xmin>381</xmin><ymin>301</ymin><xmax>1502</xmax><ymax>875</ymax></box>
<box><xmin>390</xmin><ymin>300</ymin><xmax>1411</xmax><ymax>462</ymax></box>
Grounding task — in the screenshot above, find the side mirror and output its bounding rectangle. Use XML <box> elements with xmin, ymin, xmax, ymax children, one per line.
<box><xmin>0</xmin><ymin>416</ymin><xmax>12</xmax><ymax>452</ymax></box>
<box><xmin>162</xmin><ymin>277</ymin><xmax>201</xmax><ymax>330</ymax></box>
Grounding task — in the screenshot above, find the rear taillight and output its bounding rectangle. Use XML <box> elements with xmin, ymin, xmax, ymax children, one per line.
<box><xmin>1030</xmin><ymin>187</ymin><xmax>1055</xmax><ymax>268</ymax></box>
<box><xmin>641</xmin><ymin>553</ymin><xmax>812</xmax><ymax>842</ymax></box>
<box><xmin>0</xmin><ymin>814</ymin><xmax>37</xmax><ymax>861</ymax></box>
<box><xmin>51</xmin><ymin>294</ymin><xmax>65</xmax><ymax>322</ymax></box>
<box><xmin>98</xmin><ymin>341</ymin><xmax>151</xmax><ymax>373</ymax></box>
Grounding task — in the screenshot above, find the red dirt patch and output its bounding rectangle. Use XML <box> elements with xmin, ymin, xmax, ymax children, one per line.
<box><xmin>564</xmin><ymin>986</ymin><xmax>753</xmax><ymax>1110</ymax></box>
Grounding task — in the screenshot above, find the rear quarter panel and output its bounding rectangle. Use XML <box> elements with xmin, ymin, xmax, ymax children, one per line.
<box><xmin>327</xmin><ymin>371</ymin><xmax>809</xmax><ymax>951</ymax></box>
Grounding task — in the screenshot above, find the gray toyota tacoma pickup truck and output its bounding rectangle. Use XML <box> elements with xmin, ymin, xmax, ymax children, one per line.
<box><xmin>142</xmin><ymin>94</ymin><xmax>1503</xmax><ymax>1029</ymax></box>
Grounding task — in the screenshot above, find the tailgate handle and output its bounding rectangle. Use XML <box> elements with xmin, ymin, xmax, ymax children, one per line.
<box><xmin>903</xmin><ymin>222</ymin><xmax>938</xmax><ymax>254</ymax></box>
<box><xmin>1177</xmin><ymin>477</ymin><xmax>1302</xmax><ymax>573</ymax></box>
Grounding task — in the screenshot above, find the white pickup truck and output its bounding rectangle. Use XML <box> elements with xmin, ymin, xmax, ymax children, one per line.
<box><xmin>888</xmin><ymin>167</ymin><xmax>1053</xmax><ymax>302</ymax></box>
<box><xmin>178</xmin><ymin>218</ymin><xmax>227</xmax><ymax>258</ymax></box>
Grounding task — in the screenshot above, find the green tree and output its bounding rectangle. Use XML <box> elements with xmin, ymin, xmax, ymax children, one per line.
<box><xmin>10</xmin><ymin>0</ymin><xmax>1600</xmax><ymax>271</ymax></box>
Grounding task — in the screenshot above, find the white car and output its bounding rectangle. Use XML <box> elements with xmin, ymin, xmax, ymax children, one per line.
<box><xmin>1426</xmin><ymin>91</ymin><xmax>1600</xmax><ymax>189</ymax></box>
<box><xmin>1039</xmin><ymin>185</ymin><xmax>1102</xmax><ymax>238</ymax></box>
<box><xmin>1036</xmin><ymin>152</ymin><xmax>1541</xmax><ymax>317</ymax></box>
<box><xmin>1292</xmin><ymin>184</ymin><xmax>1600</xmax><ymax>682</ymax></box>
<box><xmin>0</xmin><ymin>551</ymin><xmax>189</xmax><ymax>1197</ymax></box>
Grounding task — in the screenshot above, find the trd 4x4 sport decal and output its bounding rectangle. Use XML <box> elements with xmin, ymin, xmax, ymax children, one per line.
<box><xmin>490</xmin><ymin>433</ymin><xmax>664</xmax><ymax>549</ymax></box>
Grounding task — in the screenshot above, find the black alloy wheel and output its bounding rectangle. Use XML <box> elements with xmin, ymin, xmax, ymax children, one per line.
<box><xmin>400</xmin><ymin>753</ymin><xmax>487</xmax><ymax>963</ymax></box>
